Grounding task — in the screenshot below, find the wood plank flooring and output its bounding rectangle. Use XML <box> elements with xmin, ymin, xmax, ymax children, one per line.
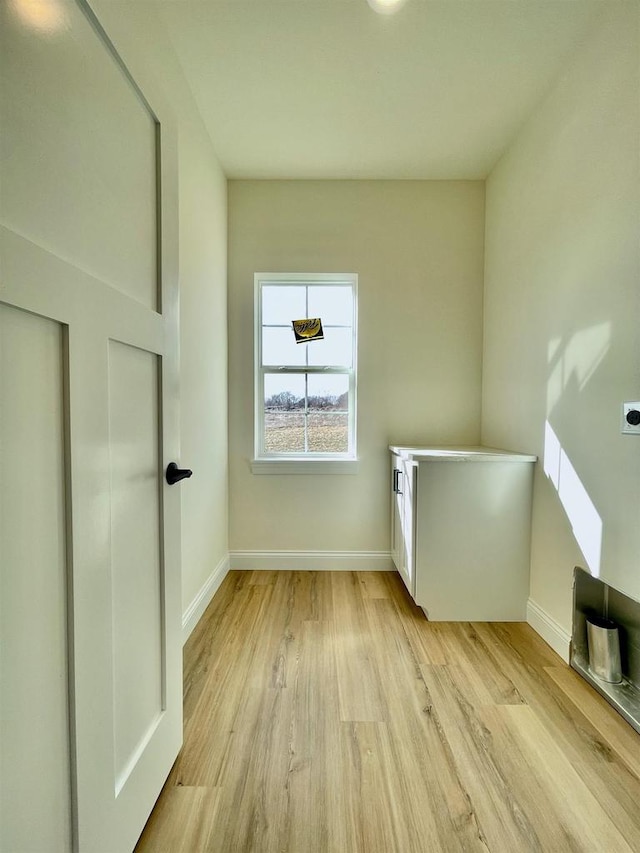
<box><xmin>135</xmin><ymin>571</ymin><xmax>640</xmax><ymax>853</ymax></box>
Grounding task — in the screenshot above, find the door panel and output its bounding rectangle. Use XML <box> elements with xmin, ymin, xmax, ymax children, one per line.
<box><xmin>0</xmin><ymin>0</ymin><xmax>157</xmax><ymax>309</ymax></box>
<box><xmin>0</xmin><ymin>304</ymin><xmax>72</xmax><ymax>853</ymax></box>
<box><xmin>108</xmin><ymin>341</ymin><xmax>164</xmax><ymax>793</ymax></box>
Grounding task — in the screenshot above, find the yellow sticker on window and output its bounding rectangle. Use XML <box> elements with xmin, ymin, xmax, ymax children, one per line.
<box><xmin>292</xmin><ymin>318</ymin><xmax>324</xmax><ymax>343</ymax></box>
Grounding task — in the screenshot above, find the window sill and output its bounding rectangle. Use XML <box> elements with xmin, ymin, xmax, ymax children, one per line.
<box><xmin>251</xmin><ymin>458</ymin><xmax>359</xmax><ymax>475</ymax></box>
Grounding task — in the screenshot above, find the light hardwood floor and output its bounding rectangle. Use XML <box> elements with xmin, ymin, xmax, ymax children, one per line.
<box><xmin>135</xmin><ymin>571</ymin><xmax>640</xmax><ymax>852</ymax></box>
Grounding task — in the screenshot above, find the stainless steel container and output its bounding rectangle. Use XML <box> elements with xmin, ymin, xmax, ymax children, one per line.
<box><xmin>586</xmin><ymin>615</ymin><xmax>622</xmax><ymax>684</ymax></box>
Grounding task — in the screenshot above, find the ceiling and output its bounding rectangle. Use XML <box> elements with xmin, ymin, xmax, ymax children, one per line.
<box><xmin>157</xmin><ymin>0</ymin><xmax>604</xmax><ymax>179</ymax></box>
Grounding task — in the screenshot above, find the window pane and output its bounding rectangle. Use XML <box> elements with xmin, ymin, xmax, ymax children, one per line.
<box><xmin>307</xmin><ymin>327</ymin><xmax>353</xmax><ymax>367</ymax></box>
<box><xmin>307</xmin><ymin>413</ymin><xmax>348</xmax><ymax>453</ymax></box>
<box><xmin>262</xmin><ymin>285</ymin><xmax>306</xmax><ymax>326</ymax></box>
<box><xmin>262</xmin><ymin>327</ymin><xmax>306</xmax><ymax>366</ymax></box>
<box><xmin>264</xmin><ymin>413</ymin><xmax>305</xmax><ymax>452</ymax></box>
<box><xmin>308</xmin><ymin>286</ymin><xmax>352</xmax><ymax>326</ymax></box>
<box><xmin>307</xmin><ymin>374</ymin><xmax>349</xmax><ymax>411</ymax></box>
<box><xmin>264</xmin><ymin>373</ymin><xmax>305</xmax><ymax>410</ymax></box>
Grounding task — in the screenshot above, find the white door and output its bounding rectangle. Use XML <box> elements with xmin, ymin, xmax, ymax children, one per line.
<box><xmin>0</xmin><ymin>2</ymin><xmax>182</xmax><ymax>851</ymax></box>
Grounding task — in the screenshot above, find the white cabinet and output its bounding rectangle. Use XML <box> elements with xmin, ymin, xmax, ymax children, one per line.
<box><xmin>390</xmin><ymin>446</ymin><xmax>536</xmax><ymax>621</ymax></box>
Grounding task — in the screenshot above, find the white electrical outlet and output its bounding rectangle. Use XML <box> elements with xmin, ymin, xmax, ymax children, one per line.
<box><xmin>621</xmin><ymin>402</ymin><xmax>640</xmax><ymax>435</ymax></box>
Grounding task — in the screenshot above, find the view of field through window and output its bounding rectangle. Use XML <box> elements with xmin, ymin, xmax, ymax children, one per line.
<box><xmin>264</xmin><ymin>373</ymin><xmax>349</xmax><ymax>452</ymax></box>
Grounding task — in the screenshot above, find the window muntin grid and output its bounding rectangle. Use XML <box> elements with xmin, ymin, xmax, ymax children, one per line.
<box><xmin>255</xmin><ymin>276</ymin><xmax>357</xmax><ymax>460</ymax></box>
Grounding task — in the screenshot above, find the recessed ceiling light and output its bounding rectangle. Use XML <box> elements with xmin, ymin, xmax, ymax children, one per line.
<box><xmin>366</xmin><ymin>0</ymin><xmax>408</xmax><ymax>15</ymax></box>
<box><xmin>9</xmin><ymin>0</ymin><xmax>67</xmax><ymax>33</ymax></box>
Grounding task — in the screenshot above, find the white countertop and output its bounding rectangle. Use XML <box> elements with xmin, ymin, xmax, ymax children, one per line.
<box><xmin>389</xmin><ymin>445</ymin><xmax>537</xmax><ymax>463</ymax></box>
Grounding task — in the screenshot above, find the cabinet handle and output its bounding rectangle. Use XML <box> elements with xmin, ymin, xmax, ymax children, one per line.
<box><xmin>393</xmin><ymin>469</ymin><xmax>403</xmax><ymax>495</ymax></box>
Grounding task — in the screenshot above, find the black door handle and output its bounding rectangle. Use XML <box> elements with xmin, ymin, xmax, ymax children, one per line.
<box><xmin>166</xmin><ymin>462</ymin><xmax>193</xmax><ymax>485</ymax></box>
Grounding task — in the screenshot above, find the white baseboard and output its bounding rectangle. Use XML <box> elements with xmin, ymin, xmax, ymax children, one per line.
<box><xmin>527</xmin><ymin>598</ymin><xmax>571</xmax><ymax>663</ymax></box>
<box><xmin>229</xmin><ymin>550</ymin><xmax>394</xmax><ymax>572</ymax></box>
<box><xmin>182</xmin><ymin>554</ymin><xmax>230</xmax><ymax>644</ymax></box>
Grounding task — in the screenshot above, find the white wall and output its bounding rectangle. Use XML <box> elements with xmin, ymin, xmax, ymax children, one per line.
<box><xmin>177</xmin><ymin>114</ymin><xmax>229</xmax><ymax>617</ymax></box>
<box><xmin>93</xmin><ymin>2</ymin><xmax>229</xmax><ymax>621</ymax></box>
<box><xmin>228</xmin><ymin>180</ymin><xmax>485</xmax><ymax>557</ymax></box>
<box><xmin>482</xmin><ymin>4</ymin><xmax>640</xmax><ymax>634</ymax></box>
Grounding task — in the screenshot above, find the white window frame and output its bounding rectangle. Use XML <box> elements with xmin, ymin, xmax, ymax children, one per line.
<box><xmin>252</xmin><ymin>272</ymin><xmax>358</xmax><ymax>474</ymax></box>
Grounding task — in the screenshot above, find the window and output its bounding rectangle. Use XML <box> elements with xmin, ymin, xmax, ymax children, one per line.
<box><xmin>254</xmin><ymin>273</ymin><xmax>357</xmax><ymax>471</ymax></box>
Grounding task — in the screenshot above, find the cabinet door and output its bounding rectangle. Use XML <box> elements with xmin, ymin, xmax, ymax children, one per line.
<box><xmin>400</xmin><ymin>460</ymin><xmax>416</xmax><ymax>596</ymax></box>
<box><xmin>391</xmin><ymin>455</ymin><xmax>415</xmax><ymax>596</ymax></box>
<box><xmin>391</xmin><ymin>456</ymin><xmax>404</xmax><ymax>574</ymax></box>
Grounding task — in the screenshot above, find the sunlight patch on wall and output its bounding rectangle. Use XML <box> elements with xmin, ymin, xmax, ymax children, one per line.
<box><xmin>544</xmin><ymin>420</ymin><xmax>602</xmax><ymax>577</ymax></box>
<box><xmin>546</xmin><ymin>322</ymin><xmax>611</xmax><ymax>414</ymax></box>
<box><xmin>547</xmin><ymin>337</ymin><xmax>562</xmax><ymax>363</ymax></box>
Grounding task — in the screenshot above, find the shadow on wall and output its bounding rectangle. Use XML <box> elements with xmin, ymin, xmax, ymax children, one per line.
<box><xmin>542</xmin><ymin>321</ymin><xmax>612</xmax><ymax>578</ymax></box>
